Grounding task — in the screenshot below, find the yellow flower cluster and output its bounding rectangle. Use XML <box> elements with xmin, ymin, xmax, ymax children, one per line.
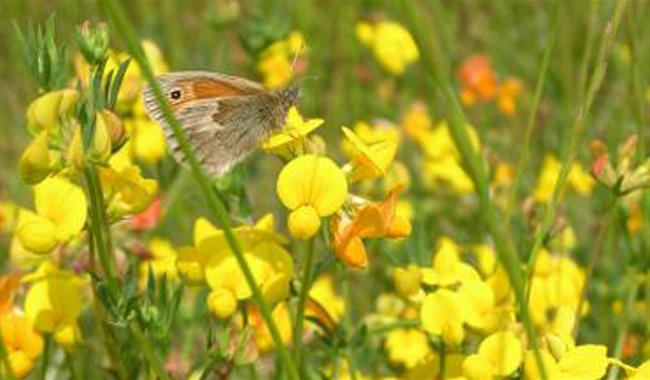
<box><xmin>368</xmin><ymin>236</ymin><xmax>648</xmax><ymax>380</ymax></box>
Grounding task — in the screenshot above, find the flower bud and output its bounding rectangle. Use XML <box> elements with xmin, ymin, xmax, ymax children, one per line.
<box><xmin>288</xmin><ymin>205</ymin><xmax>321</xmax><ymax>240</ymax></box>
<box><xmin>67</xmin><ymin>123</ymin><xmax>86</xmax><ymax>171</ymax></box>
<box><xmin>26</xmin><ymin>89</ymin><xmax>79</xmax><ymax>133</ymax></box>
<box><xmin>19</xmin><ymin>131</ymin><xmax>52</xmax><ymax>185</ymax></box>
<box><xmin>91</xmin><ymin>112</ymin><xmax>113</xmax><ymax>163</ymax></box>
<box><xmin>262</xmin><ymin>273</ymin><xmax>290</xmax><ymax>306</ymax></box>
<box><xmin>76</xmin><ymin>21</ymin><xmax>109</xmax><ymax>65</ymax></box>
<box><xmin>98</xmin><ymin>110</ymin><xmax>126</xmax><ymax>152</ymax></box>
<box><xmin>546</xmin><ymin>333</ymin><xmax>569</xmax><ymax>361</ymax></box>
<box><xmin>54</xmin><ymin>323</ymin><xmax>81</xmax><ymax>351</ymax></box>
<box><xmin>17</xmin><ymin>217</ymin><xmax>58</xmax><ymax>254</ymax></box>
<box><xmin>208</xmin><ymin>288</ymin><xmax>237</xmax><ymax>320</ymax></box>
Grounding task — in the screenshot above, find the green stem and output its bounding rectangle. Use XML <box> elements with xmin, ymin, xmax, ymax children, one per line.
<box><xmin>606</xmin><ymin>274</ymin><xmax>640</xmax><ymax>380</ymax></box>
<box><xmin>293</xmin><ymin>238</ymin><xmax>316</xmax><ymax>371</ymax></box>
<box><xmin>65</xmin><ymin>352</ymin><xmax>78</xmax><ymax>380</ymax></box>
<box><xmin>84</xmin><ymin>167</ymin><xmax>120</xmax><ymax>298</ymax></box>
<box><xmin>526</xmin><ymin>0</ymin><xmax>628</xmax><ymax>303</ymax></box>
<box><xmin>130</xmin><ymin>322</ymin><xmax>171</xmax><ymax>380</ymax></box>
<box><xmin>506</xmin><ymin>24</ymin><xmax>556</xmax><ymax>224</ymax></box>
<box><xmin>102</xmin><ymin>2</ymin><xmax>300</xmax><ymax>379</ymax></box>
<box><xmin>39</xmin><ymin>335</ymin><xmax>50</xmax><ymax>380</ymax></box>
<box><xmin>342</xmin><ymin>274</ymin><xmax>358</xmax><ymax>380</ymax></box>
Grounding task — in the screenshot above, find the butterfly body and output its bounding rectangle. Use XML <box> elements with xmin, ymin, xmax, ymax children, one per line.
<box><xmin>143</xmin><ymin>71</ymin><xmax>298</xmax><ymax>175</ymax></box>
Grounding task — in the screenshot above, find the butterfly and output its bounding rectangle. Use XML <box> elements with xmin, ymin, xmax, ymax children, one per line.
<box><xmin>143</xmin><ymin>71</ymin><xmax>299</xmax><ymax>176</ymax></box>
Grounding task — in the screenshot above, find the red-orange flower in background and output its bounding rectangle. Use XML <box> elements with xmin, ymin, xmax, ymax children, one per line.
<box><xmin>130</xmin><ymin>196</ymin><xmax>162</xmax><ymax>232</ymax></box>
<box><xmin>458</xmin><ymin>55</ymin><xmax>497</xmax><ymax>106</ymax></box>
<box><xmin>330</xmin><ymin>186</ymin><xmax>411</xmax><ymax>268</ymax></box>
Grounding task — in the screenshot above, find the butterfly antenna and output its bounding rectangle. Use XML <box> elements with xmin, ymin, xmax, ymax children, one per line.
<box><xmin>290</xmin><ymin>41</ymin><xmax>304</xmax><ymax>75</ymax></box>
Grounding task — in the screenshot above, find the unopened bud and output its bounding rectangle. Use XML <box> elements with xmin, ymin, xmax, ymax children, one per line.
<box><xmin>26</xmin><ymin>89</ymin><xmax>79</xmax><ymax>133</ymax></box>
<box><xmin>19</xmin><ymin>131</ymin><xmax>52</xmax><ymax>185</ymax></box>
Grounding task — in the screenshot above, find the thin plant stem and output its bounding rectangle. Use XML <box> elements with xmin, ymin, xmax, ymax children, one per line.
<box><xmin>572</xmin><ymin>198</ymin><xmax>618</xmax><ymax>338</ymax></box>
<box><xmin>525</xmin><ymin>0</ymin><xmax>628</xmax><ymax>300</ymax></box>
<box><xmin>39</xmin><ymin>335</ymin><xmax>50</xmax><ymax>380</ymax></box>
<box><xmin>505</xmin><ymin>26</ymin><xmax>556</xmax><ymax>224</ymax></box>
<box><xmin>293</xmin><ymin>238</ymin><xmax>316</xmax><ymax>371</ymax></box>
<box><xmin>342</xmin><ymin>277</ymin><xmax>358</xmax><ymax>380</ymax></box>
<box><xmin>101</xmin><ymin>2</ymin><xmax>300</xmax><ymax>378</ymax></box>
<box><xmin>606</xmin><ymin>273</ymin><xmax>640</xmax><ymax>380</ymax></box>
<box><xmin>65</xmin><ymin>352</ymin><xmax>78</xmax><ymax>380</ymax></box>
<box><xmin>84</xmin><ymin>167</ymin><xmax>119</xmax><ymax>298</ymax></box>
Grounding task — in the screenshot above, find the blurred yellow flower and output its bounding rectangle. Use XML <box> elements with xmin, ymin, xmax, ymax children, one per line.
<box><xmin>23</xmin><ymin>261</ymin><xmax>85</xmax><ymax>350</ymax></box>
<box><xmin>207</xmin><ymin>288</ymin><xmax>237</xmax><ymax>320</ymax></box>
<box><xmin>627</xmin><ymin>360</ymin><xmax>650</xmax><ymax>380</ymax></box>
<box><xmin>26</xmin><ymin>89</ymin><xmax>79</xmax><ymax>133</ymax></box>
<box><xmin>277</xmin><ymin>154</ymin><xmax>348</xmax><ymax>239</ymax></box>
<box><xmin>356</xmin><ymin>21</ymin><xmax>419</xmax><ymax>75</ymax></box>
<box><xmin>463</xmin><ymin>331</ymin><xmax>523</xmax><ymax>379</ymax></box>
<box><xmin>385</xmin><ymin>328</ymin><xmax>431</xmax><ymax>368</ymax></box>
<box><xmin>422</xmin><ymin>237</ymin><xmax>480</xmax><ymax>287</ymax></box>
<box><xmin>423</xmin><ymin>155</ymin><xmax>475</xmax><ymax>194</ymax></box>
<box><xmin>16</xmin><ymin>176</ymin><xmax>87</xmax><ymax>254</ymax></box>
<box><xmin>331</xmin><ymin>187</ymin><xmax>411</xmax><ymax>268</ymax></box>
<box><xmin>401</xmin><ymin>102</ymin><xmax>433</xmax><ymax>141</ymax></box>
<box><xmin>257</xmin><ymin>31</ymin><xmax>306</xmax><ymax>89</ymax></box>
<box><xmin>1</xmin><ymin>313</ymin><xmax>44</xmax><ymax>379</ymax></box>
<box><xmin>124</xmin><ymin>118</ymin><xmax>167</xmax><ymax>164</ymax></box>
<box><xmin>262</xmin><ymin>106</ymin><xmax>323</xmax><ymax>159</ymax></box>
<box><xmin>308</xmin><ymin>275</ymin><xmax>345</xmax><ymax>324</ymax></box>
<box><xmin>534</xmin><ymin>155</ymin><xmax>595</xmax><ymax>203</ymax></box>
<box><xmin>139</xmin><ymin>238</ymin><xmax>178</xmax><ymax>289</ymax></box>
<box><xmin>342</xmin><ymin>125</ymin><xmax>399</xmax><ymax>182</ymax></box>
<box><xmin>393</xmin><ymin>265</ymin><xmax>422</xmax><ymax>299</ymax></box>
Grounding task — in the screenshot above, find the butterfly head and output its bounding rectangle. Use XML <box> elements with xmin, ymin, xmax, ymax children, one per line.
<box><xmin>278</xmin><ymin>85</ymin><xmax>300</xmax><ymax>110</ymax></box>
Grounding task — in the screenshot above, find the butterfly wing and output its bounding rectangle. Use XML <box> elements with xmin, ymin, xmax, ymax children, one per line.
<box><xmin>142</xmin><ymin>71</ymin><xmax>277</xmax><ymax>175</ymax></box>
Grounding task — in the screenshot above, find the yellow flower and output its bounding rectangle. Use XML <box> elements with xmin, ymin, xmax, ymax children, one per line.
<box><xmin>423</xmin><ymin>155</ymin><xmax>475</xmax><ymax>194</ymax></box>
<box><xmin>420</xmin><ymin>288</ymin><xmax>467</xmax><ymax>345</ymax></box>
<box><xmin>463</xmin><ymin>331</ymin><xmax>523</xmax><ymax>379</ymax></box>
<box><xmin>401</xmin><ymin>102</ymin><xmax>433</xmax><ymax>141</ymax></box>
<box><xmin>193</xmin><ymin>216</ymin><xmax>293</xmax><ymax>306</ymax></box>
<box><xmin>207</xmin><ymin>288</ymin><xmax>238</xmax><ymax>320</ymax></box>
<box><xmin>277</xmin><ymin>154</ymin><xmax>348</xmax><ymax>239</ymax></box>
<box><xmin>418</xmin><ymin>121</ymin><xmax>480</xmax><ymax>161</ymax></box>
<box><xmin>16</xmin><ymin>176</ymin><xmax>87</xmax><ymax>254</ymax></box>
<box><xmin>529</xmin><ymin>249</ymin><xmax>585</xmax><ymax>335</ymax></box>
<box><xmin>393</xmin><ymin>265</ymin><xmax>423</xmax><ymax>298</ymax></box>
<box><xmin>262</xmin><ymin>106</ymin><xmax>323</xmax><ymax>159</ymax></box>
<box><xmin>356</xmin><ymin>21</ymin><xmax>419</xmax><ymax>75</ymax></box>
<box><xmin>422</xmin><ymin>237</ymin><xmax>481</xmax><ymax>287</ymax></box>
<box><xmin>19</xmin><ymin>131</ymin><xmax>52</xmax><ymax>185</ymax></box>
<box><xmin>497</xmin><ymin>77</ymin><xmax>522</xmax><ymax>116</ymax></box>
<box><xmin>249</xmin><ymin>303</ymin><xmax>292</xmax><ymax>353</ymax></box>
<box><xmin>458</xmin><ymin>279</ymin><xmax>503</xmax><ymax>332</ymax></box>
<box><xmin>124</xmin><ymin>118</ymin><xmax>167</xmax><ymax>164</ymax></box>
<box><xmin>139</xmin><ymin>238</ymin><xmax>178</xmax><ymax>288</ymax></box>
<box><xmin>330</xmin><ymin>187</ymin><xmax>411</xmax><ymax>268</ymax></box>
<box><xmin>99</xmin><ymin>145</ymin><xmax>158</xmax><ymax>219</ymax></box>
<box><xmin>23</xmin><ymin>262</ymin><xmax>85</xmax><ymax>350</ymax></box>
<box><xmin>384</xmin><ymin>328</ymin><xmax>432</xmax><ymax>368</ymax></box>
<box><xmin>524</xmin><ymin>345</ymin><xmax>609</xmax><ymax>380</ymax></box>
<box><xmin>307</xmin><ymin>275</ymin><xmax>345</xmax><ymax>326</ymax></box>
<box><xmin>1</xmin><ymin>313</ymin><xmax>44</xmax><ymax>379</ymax></box>
<box><xmin>257</xmin><ymin>32</ymin><xmax>305</xmax><ymax>89</ymax></box>
<box><xmin>341</xmin><ymin>125</ymin><xmax>399</xmax><ymax>182</ymax></box>
<box><xmin>26</xmin><ymin>89</ymin><xmax>79</xmax><ymax>133</ymax></box>
<box><xmin>534</xmin><ymin>155</ymin><xmax>595</xmax><ymax>203</ymax></box>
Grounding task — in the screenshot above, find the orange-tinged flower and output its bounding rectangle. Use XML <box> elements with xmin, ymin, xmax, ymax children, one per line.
<box><xmin>330</xmin><ymin>186</ymin><xmax>411</xmax><ymax>268</ymax></box>
<box><xmin>497</xmin><ymin>77</ymin><xmax>522</xmax><ymax>116</ymax></box>
<box><xmin>1</xmin><ymin>313</ymin><xmax>44</xmax><ymax>379</ymax></box>
<box><xmin>249</xmin><ymin>303</ymin><xmax>292</xmax><ymax>353</ymax></box>
<box><xmin>458</xmin><ymin>55</ymin><xmax>497</xmax><ymax>103</ymax></box>
<box><xmin>0</xmin><ymin>272</ymin><xmax>20</xmax><ymax>315</ymax></box>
